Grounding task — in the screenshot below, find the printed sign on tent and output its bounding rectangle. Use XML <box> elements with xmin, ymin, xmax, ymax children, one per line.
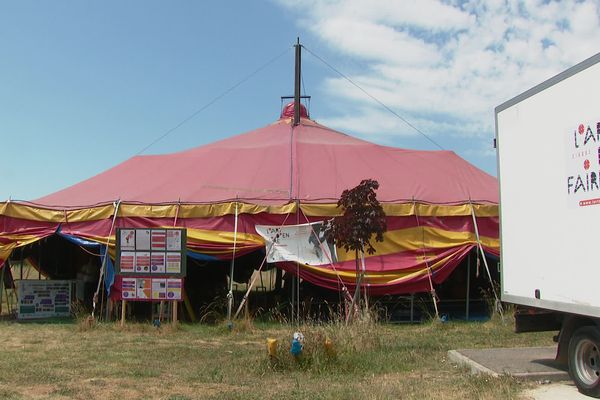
<box><xmin>255</xmin><ymin>222</ymin><xmax>337</xmax><ymax>266</ymax></box>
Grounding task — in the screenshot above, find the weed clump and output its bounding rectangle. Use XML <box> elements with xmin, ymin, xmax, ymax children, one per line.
<box><xmin>259</xmin><ymin>307</ymin><xmax>383</xmax><ymax>375</ymax></box>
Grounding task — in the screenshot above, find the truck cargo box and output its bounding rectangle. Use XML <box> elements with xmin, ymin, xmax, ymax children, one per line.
<box><xmin>496</xmin><ymin>53</ymin><xmax>600</xmax><ymax>318</ymax></box>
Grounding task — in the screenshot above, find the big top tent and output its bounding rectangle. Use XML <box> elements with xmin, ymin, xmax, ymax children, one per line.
<box><xmin>0</xmin><ymin>101</ymin><xmax>499</xmax><ymax>301</ymax></box>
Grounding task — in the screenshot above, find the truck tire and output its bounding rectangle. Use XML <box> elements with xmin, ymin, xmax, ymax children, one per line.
<box><xmin>569</xmin><ymin>326</ymin><xmax>600</xmax><ymax>397</ymax></box>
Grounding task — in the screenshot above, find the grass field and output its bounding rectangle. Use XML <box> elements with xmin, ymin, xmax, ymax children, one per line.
<box><xmin>0</xmin><ymin>315</ymin><xmax>555</xmax><ymax>400</ymax></box>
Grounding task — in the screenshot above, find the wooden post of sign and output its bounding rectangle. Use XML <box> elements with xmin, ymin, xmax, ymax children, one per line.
<box><xmin>172</xmin><ymin>301</ymin><xmax>178</xmax><ymax>324</ymax></box>
<box><xmin>120</xmin><ymin>300</ymin><xmax>126</xmax><ymax>327</ymax></box>
<box><xmin>108</xmin><ymin>299</ymin><xmax>114</xmax><ymax>321</ymax></box>
<box><xmin>159</xmin><ymin>301</ymin><xmax>164</xmax><ymax>322</ymax></box>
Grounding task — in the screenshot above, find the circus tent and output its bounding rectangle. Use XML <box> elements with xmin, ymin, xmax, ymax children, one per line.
<box><xmin>0</xmin><ymin>102</ymin><xmax>499</xmax><ymax>298</ymax></box>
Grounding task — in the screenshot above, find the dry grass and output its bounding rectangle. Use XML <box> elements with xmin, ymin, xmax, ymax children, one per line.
<box><xmin>0</xmin><ymin>314</ymin><xmax>554</xmax><ymax>400</ymax></box>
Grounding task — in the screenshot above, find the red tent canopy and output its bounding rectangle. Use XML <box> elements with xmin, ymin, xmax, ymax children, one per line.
<box><xmin>36</xmin><ymin>109</ymin><xmax>497</xmax><ymax>208</ymax></box>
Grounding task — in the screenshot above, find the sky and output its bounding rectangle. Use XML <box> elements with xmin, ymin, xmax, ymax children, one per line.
<box><xmin>1</xmin><ymin>0</ymin><xmax>599</xmax><ymax>201</ymax></box>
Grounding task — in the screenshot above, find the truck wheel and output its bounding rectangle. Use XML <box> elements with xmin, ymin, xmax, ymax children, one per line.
<box><xmin>569</xmin><ymin>326</ymin><xmax>600</xmax><ymax>397</ymax></box>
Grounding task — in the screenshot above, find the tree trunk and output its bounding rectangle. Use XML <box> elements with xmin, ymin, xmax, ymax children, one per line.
<box><xmin>355</xmin><ymin>248</ymin><xmax>360</xmax><ymax>305</ymax></box>
<box><xmin>346</xmin><ymin>249</ymin><xmax>362</xmax><ymax>324</ymax></box>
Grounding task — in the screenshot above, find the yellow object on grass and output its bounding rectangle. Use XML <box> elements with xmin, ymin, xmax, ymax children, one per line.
<box><xmin>324</xmin><ymin>337</ymin><xmax>336</xmax><ymax>357</ymax></box>
<box><xmin>267</xmin><ymin>338</ymin><xmax>278</xmax><ymax>358</ymax></box>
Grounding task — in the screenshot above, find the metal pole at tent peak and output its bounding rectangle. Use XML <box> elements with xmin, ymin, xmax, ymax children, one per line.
<box><xmin>293</xmin><ymin>37</ymin><xmax>302</xmax><ymax>126</ymax></box>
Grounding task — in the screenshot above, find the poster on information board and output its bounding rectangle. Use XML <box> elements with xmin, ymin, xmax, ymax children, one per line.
<box><xmin>116</xmin><ymin>228</ymin><xmax>186</xmax><ymax>278</ymax></box>
<box><xmin>17</xmin><ymin>280</ymin><xmax>72</xmax><ymax>320</ymax></box>
<box><xmin>118</xmin><ymin>277</ymin><xmax>183</xmax><ymax>301</ymax></box>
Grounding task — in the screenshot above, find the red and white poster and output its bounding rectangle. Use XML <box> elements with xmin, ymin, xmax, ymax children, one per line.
<box><xmin>135</xmin><ymin>252</ymin><xmax>151</xmax><ymax>273</ymax></box>
<box><xmin>151</xmin><ymin>230</ymin><xmax>166</xmax><ymax>251</ymax></box>
<box><xmin>120</xmin><ymin>252</ymin><xmax>135</xmax><ymax>273</ymax></box>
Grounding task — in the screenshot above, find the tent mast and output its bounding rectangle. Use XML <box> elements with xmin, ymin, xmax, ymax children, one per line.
<box><xmin>293</xmin><ymin>37</ymin><xmax>301</xmax><ymax>126</ymax></box>
<box><xmin>291</xmin><ymin>37</ymin><xmax>302</xmax><ymax>323</ymax></box>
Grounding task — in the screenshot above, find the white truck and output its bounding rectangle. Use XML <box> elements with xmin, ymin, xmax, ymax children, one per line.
<box><xmin>496</xmin><ymin>51</ymin><xmax>600</xmax><ymax>397</ymax></box>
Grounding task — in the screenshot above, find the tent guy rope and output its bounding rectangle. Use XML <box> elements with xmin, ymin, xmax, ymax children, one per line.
<box><xmin>303</xmin><ymin>45</ymin><xmax>444</xmax><ymax>151</ymax></box>
<box><xmin>227</xmin><ymin>200</ymin><xmax>239</xmax><ymax>324</ymax></box>
<box><xmin>136</xmin><ymin>47</ymin><xmax>291</xmax><ymax>156</ymax></box>
<box><xmin>413</xmin><ymin>199</ymin><xmax>440</xmax><ymax>319</ymax></box>
<box><xmin>233</xmin><ymin>212</ymin><xmax>291</xmax><ymax>320</ymax></box>
<box><xmin>92</xmin><ymin>199</ymin><xmax>121</xmax><ymax>318</ymax></box>
<box><xmin>470</xmin><ymin>201</ymin><xmax>503</xmax><ymax>316</ymax></box>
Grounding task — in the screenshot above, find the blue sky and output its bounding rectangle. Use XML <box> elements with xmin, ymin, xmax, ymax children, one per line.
<box><xmin>2</xmin><ymin>1</ymin><xmax>599</xmax><ymax>201</ymax></box>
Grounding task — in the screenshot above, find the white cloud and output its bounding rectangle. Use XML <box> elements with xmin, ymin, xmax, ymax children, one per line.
<box><xmin>276</xmin><ymin>0</ymin><xmax>600</xmax><ymax>164</ymax></box>
<box><xmin>320</xmin><ymin>105</ymin><xmax>489</xmax><ymax>140</ymax></box>
<box><xmin>312</xmin><ymin>18</ymin><xmax>438</xmax><ymax>66</ymax></box>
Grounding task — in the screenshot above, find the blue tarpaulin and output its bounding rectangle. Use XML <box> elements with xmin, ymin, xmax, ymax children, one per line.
<box><xmin>57</xmin><ymin>230</ymin><xmax>114</xmax><ymax>295</ymax></box>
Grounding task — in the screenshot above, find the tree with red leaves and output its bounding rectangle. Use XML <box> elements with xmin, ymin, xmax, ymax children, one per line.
<box><xmin>328</xmin><ymin>179</ymin><xmax>387</xmax><ymax>322</ymax></box>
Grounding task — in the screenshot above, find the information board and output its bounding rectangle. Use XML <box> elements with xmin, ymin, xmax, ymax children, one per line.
<box><xmin>116</xmin><ymin>228</ymin><xmax>186</xmax><ymax>278</ymax></box>
<box><xmin>17</xmin><ymin>280</ymin><xmax>72</xmax><ymax>320</ymax></box>
<box><xmin>116</xmin><ymin>228</ymin><xmax>186</xmax><ymax>302</ymax></box>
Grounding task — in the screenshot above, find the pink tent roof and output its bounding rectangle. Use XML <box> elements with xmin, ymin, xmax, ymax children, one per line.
<box><xmin>34</xmin><ymin>107</ymin><xmax>498</xmax><ymax>208</ymax></box>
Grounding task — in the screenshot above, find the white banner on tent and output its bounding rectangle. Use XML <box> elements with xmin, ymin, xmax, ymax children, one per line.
<box><xmin>255</xmin><ymin>222</ymin><xmax>337</xmax><ymax>266</ymax></box>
